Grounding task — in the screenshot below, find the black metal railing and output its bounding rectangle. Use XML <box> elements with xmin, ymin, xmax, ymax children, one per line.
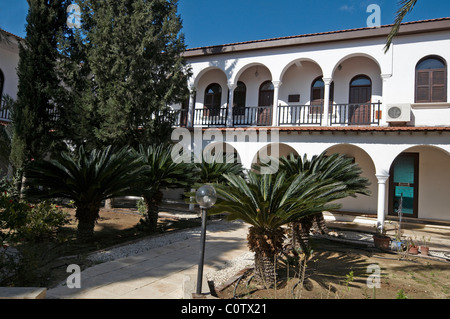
<box><xmin>278</xmin><ymin>104</ymin><xmax>323</xmax><ymax>126</ymax></box>
<box><xmin>232</xmin><ymin>106</ymin><xmax>272</xmax><ymax>126</ymax></box>
<box><xmin>193</xmin><ymin>107</ymin><xmax>228</xmax><ymax>127</ymax></box>
<box><xmin>330</xmin><ymin>101</ymin><xmax>381</xmax><ymax>126</ymax></box>
<box><xmin>0</xmin><ymin>99</ymin><xmax>11</xmax><ymax>122</ymax></box>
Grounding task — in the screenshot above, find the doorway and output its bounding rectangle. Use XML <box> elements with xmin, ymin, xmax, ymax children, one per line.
<box><xmin>349</xmin><ymin>75</ymin><xmax>372</xmax><ymax>124</ymax></box>
<box><xmin>389</xmin><ymin>153</ymin><xmax>419</xmax><ymax>218</ymax></box>
<box><xmin>258</xmin><ymin>81</ymin><xmax>273</xmax><ymax>126</ymax></box>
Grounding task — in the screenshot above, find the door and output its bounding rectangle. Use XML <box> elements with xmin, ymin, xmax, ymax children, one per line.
<box><xmin>258</xmin><ymin>81</ymin><xmax>273</xmax><ymax>126</ymax></box>
<box><xmin>349</xmin><ymin>75</ymin><xmax>371</xmax><ymax>124</ymax></box>
<box><xmin>389</xmin><ymin>153</ymin><xmax>419</xmax><ymax>218</ymax></box>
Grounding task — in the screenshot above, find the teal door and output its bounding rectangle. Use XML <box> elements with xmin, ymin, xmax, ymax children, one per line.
<box><xmin>389</xmin><ymin>153</ymin><xmax>419</xmax><ymax>218</ymax></box>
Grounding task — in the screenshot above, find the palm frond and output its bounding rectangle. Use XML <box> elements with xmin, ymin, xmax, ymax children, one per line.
<box><xmin>385</xmin><ymin>0</ymin><xmax>418</xmax><ymax>52</ymax></box>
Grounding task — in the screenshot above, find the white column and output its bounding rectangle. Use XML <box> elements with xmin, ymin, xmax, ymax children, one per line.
<box><xmin>227</xmin><ymin>83</ymin><xmax>236</xmax><ymax>127</ymax></box>
<box><xmin>322</xmin><ymin>77</ymin><xmax>332</xmax><ymax>126</ymax></box>
<box><xmin>375</xmin><ymin>174</ymin><xmax>390</xmax><ymax>231</ymax></box>
<box><xmin>272</xmin><ymin>81</ymin><xmax>281</xmax><ymax>126</ymax></box>
<box><xmin>187</xmin><ymin>88</ymin><xmax>196</xmax><ymax>128</ymax></box>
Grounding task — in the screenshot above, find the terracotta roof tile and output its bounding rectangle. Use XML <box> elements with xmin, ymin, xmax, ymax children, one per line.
<box><xmin>189</xmin><ymin>126</ymin><xmax>450</xmax><ymax>133</ymax></box>
<box><xmin>185</xmin><ymin>17</ymin><xmax>450</xmax><ymax>53</ymax></box>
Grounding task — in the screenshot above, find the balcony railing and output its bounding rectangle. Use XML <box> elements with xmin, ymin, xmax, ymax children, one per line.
<box><xmin>185</xmin><ymin>101</ymin><xmax>382</xmax><ymax>128</ymax></box>
<box><xmin>278</xmin><ymin>105</ymin><xmax>322</xmax><ymax>126</ymax></box>
<box><xmin>0</xmin><ymin>99</ymin><xmax>11</xmax><ymax>123</ymax></box>
<box><xmin>233</xmin><ymin>106</ymin><xmax>272</xmax><ymax>126</ymax></box>
<box><xmin>193</xmin><ymin>107</ymin><xmax>228</xmax><ymax>127</ymax></box>
<box><xmin>330</xmin><ymin>102</ymin><xmax>381</xmax><ymax>126</ymax></box>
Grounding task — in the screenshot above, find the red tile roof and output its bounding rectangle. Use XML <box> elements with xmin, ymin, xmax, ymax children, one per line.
<box><xmin>0</xmin><ymin>28</ymin><xmax>24</xmax><ymax>41</ymax></box>
<box><xmin>185</xmin><ymin>17</ymin><xmax>450</xmax><ymax>55</ymax></box>
<box><xmin>188</xmin><ymin>126</ymin><xmax>450</xmax><ymax>133</ymax></box>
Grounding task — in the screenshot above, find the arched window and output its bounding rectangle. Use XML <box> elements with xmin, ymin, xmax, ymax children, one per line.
<box><xmin>233</xmin><ymin>81</ymin><xmax>246</xmax><ymax>116</ymax></box>
<box><xmin>258</xmin><ymin>81</ymin><xmax>274</xmax><ymax>106</ymax></box>
<box><xmin>310</xmin><ymin>76</ymin><xmax>334</xmax><ymax>114</ymax></box>
<box><xmin>349</xmin><ymin>75</ymin><xmax>372</xmax><ymax>104</ymax></box>
<box><xmin>204</xmin><ymin>83</ymin><xmax>222</xmax><ymax>116</ymax></box>
<box><xmin>233</xmin><ymin>81</ymin><xmax>246</xmax><ymax>108</ymax></box>
<box><xmin>204</xmin><ymin>83</ymin><xmax>222</xmax><ymax>108</ymax></box>
<box><xmin>415</xmin><ymin>56</ymin><xmax>447</xmax><ymax>103</ymax></box>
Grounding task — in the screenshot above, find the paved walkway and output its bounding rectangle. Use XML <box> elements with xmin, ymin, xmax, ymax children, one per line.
<box><xmin>46</xmin><ymin>216</ymin><xmax>450</xmax><ymax>299</ymax></box>
<box><xmin>47</xmin><ymin>221</ymin><xmax>250</xmax><ymax>299</ymax></box>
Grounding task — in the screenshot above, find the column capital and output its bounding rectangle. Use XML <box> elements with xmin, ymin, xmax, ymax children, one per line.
<box><xmin>272</xmin><ymin>80</ymin><xmax>282</xmax><ymax>88</ymax></box>
<box><xmin>227</xmin><ymin>82</ymin><xmax>237</xmax><ymax>90</ymax></box>
<box><xmin>380</xmin><ymin>73</ymin><xmax>392</xmax><ymax>81</ymax></box>
<box><xmin>375</xmin><ymin>174</ymin><xmax>390</xmax><ymax>183</ymax></box>
<box><xmin>322</xmin><ymin>77</ymin><xmax>333</xmax><ymax>85</ymax></box>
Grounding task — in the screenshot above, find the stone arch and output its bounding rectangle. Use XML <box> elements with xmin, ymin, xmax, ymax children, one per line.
<box><xmin>387</xmin><ymin>145</ymin><xmax>450</xmax><ymax>221</ymax></box>
<box><xmin>202</xmin><ymin>141</ymin><xmax>242</xmax><ymax>164</ymax></box>
<box><xmin>323</xmin><ymin>143</ymin><xmax>378</xmax><ymax>214</ymax></box>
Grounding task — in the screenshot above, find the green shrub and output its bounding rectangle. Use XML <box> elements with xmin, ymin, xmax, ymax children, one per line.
<box><xmin>15</xmin><ymin>201</ymin><xmax>70</xmax><ymax>242</ymax></box>
<box><xmin>1</xmin><ymin>190</ymin><xmax>70</xmax><ymax>242</ymax></box>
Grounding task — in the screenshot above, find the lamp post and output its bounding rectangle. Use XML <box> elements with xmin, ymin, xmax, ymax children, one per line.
<box><xmin>195</xmin><ymin>184</ymin><xmax>217</xmax><ymax>295</ymax></box>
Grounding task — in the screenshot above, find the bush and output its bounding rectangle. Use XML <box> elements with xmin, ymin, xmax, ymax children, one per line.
<box><xmin>1</xmin><ymin>190</ymin><xmax>70</xmax><ymax>243</ymax></box>
<box><xmin>15</xmin><ymin>201</ymin><xmax>70</xmax><ymax>242</ymax></box>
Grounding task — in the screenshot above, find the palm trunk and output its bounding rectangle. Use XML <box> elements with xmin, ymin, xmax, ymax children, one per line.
<box><xmin>247</xmin><ymin>226</ymin><xmax>285</xmax><ymax>288</ymax></box>
<box><xmin>312</xmin><ymin>212</ymin><xmax>328</xmax><ymax>235</ymax></box>
<box><xmin>142</xmin><ymin>191</ymin><xmax>164</xmax><ymax>232</ymax></box>
<box><xmin>291</xmin><ymin>215</ymin><xmax>314</xmax><ymax>253</ymax></box>
<box><xmin>75</xmin><ymin>202</ymin><xmax>101</xmax><ymax>242</ymax></box>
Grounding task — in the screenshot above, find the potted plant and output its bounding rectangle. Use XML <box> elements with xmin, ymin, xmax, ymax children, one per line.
<box><xmin>420</xmin><ymin>236</ymin><xmax>431</xmax><ymax>256</ymax></box>
<box><xmin>391</xmin><ymin>223</ymin><xmax>406</xmax><ymax>252</ymax></box>
<box><xmin>373</xmin><ymin>224</ymin><xmax>391</xmax><ymax>250</ymax></box>
<box><xmin>407</xmin><ymin>237</ymin><xmax>419</xmax><ymax>255</ymax></box>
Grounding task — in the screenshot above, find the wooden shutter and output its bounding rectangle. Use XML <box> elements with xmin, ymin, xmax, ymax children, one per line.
<box><xmin>431</xmin><ymin>69</ymin><xmax>446</xmax><ymax>102</ymax></box>
<box><xmin>416</xmin><ymin>70</ymin><xmax>430</xmax><ymax>103</ymax></box>
<box><xmin>416</xmin><ymin>68</ymin><xmax>447</xmax><ymax>103</ymax></box>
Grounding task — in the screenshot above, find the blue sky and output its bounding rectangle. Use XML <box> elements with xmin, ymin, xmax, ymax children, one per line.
<box><xmin>1</xmin><ymin>0</ymin><xmax>450</xmax><ymax>48</ymax></box>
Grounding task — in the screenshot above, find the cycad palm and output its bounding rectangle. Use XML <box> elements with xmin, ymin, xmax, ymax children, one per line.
<box><xmin>137</xmin><ymin>144</ymin><xmax>197</xmax><ymax>232</ymax></box>
<box><xmin>194</xmin><ymin>152</ymin><xmax>245</xmax><ymax>185</ymax></box>
<box><xmin>210</xmin><ymin>171</ymin><xmax>346</xmax><ymax>286</ymax></box>
<box><xmin>278</xmin><ymin>152</ymin><xmax>371</xmax><ymax>251</ymax></box>
<box><xmin>24</xmin><ymin>146</ymin><xmax>146</xmax><ymax>241</ymax></box>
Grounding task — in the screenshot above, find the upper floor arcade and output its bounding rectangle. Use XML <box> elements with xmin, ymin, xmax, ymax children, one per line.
<box><xmin>171</xmin><ymin>18</ymin><xmax>450</xmax><ymax>129</ymax></box>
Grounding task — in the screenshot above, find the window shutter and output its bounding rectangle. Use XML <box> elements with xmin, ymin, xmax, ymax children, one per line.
<box><xmin>416</xmin><ymin>70</ymin><xmax>431</xmax><ymax>103</ymax></box>
<box><xmin>431</xmin><ymin>69</ymin><xmax>446</xmax><ymax>102</ymax></box>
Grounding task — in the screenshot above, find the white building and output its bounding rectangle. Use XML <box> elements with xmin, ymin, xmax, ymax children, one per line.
<box><xmin>2</xmin><ymin>19</ymin><xmax>450</xmax><ymax>226</ymax></box>
<box><xmin>172</xmin><ymin>18</ymin><xmax>450</xmax><ymax>226</ymax></box>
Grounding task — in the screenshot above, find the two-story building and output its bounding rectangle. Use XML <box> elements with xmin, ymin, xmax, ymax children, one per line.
<box><xmin>171</xmin><ymin>18</ymin><xmax>450</xmax><ymax>227</ymax></box>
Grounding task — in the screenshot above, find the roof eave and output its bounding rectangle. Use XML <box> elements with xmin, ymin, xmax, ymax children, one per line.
<box><xmin>183</xmin><ymin>18</ymin><xmax>450</xmax><ymax>58</ymax></box>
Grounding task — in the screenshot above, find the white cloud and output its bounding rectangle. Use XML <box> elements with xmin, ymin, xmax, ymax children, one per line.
<box><xmin>340</xmin><ymin>4</ymin><xmax>356</xmax><ymax>12</ymax></box>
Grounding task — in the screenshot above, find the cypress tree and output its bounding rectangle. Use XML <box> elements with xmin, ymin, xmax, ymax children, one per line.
<box><xmin>11</xmin><ymin>0</ymin><xmax>71</xmax><ymax>168</ymax></box>
<box><xmin>71</xmin><ymin>0</ymin><xmax>192</xmax><ymax>149</ymax></box>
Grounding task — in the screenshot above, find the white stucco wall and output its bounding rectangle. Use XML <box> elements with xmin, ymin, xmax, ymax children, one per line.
<box><xmin>186</xmin><ymin>29</ymin><xmax>450</xmax><ymax>127</ymax></box>
<box><xmin>0</xmin><ymin>39</ymin><xmax>20</xmax><ymax>100</ymax></box>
